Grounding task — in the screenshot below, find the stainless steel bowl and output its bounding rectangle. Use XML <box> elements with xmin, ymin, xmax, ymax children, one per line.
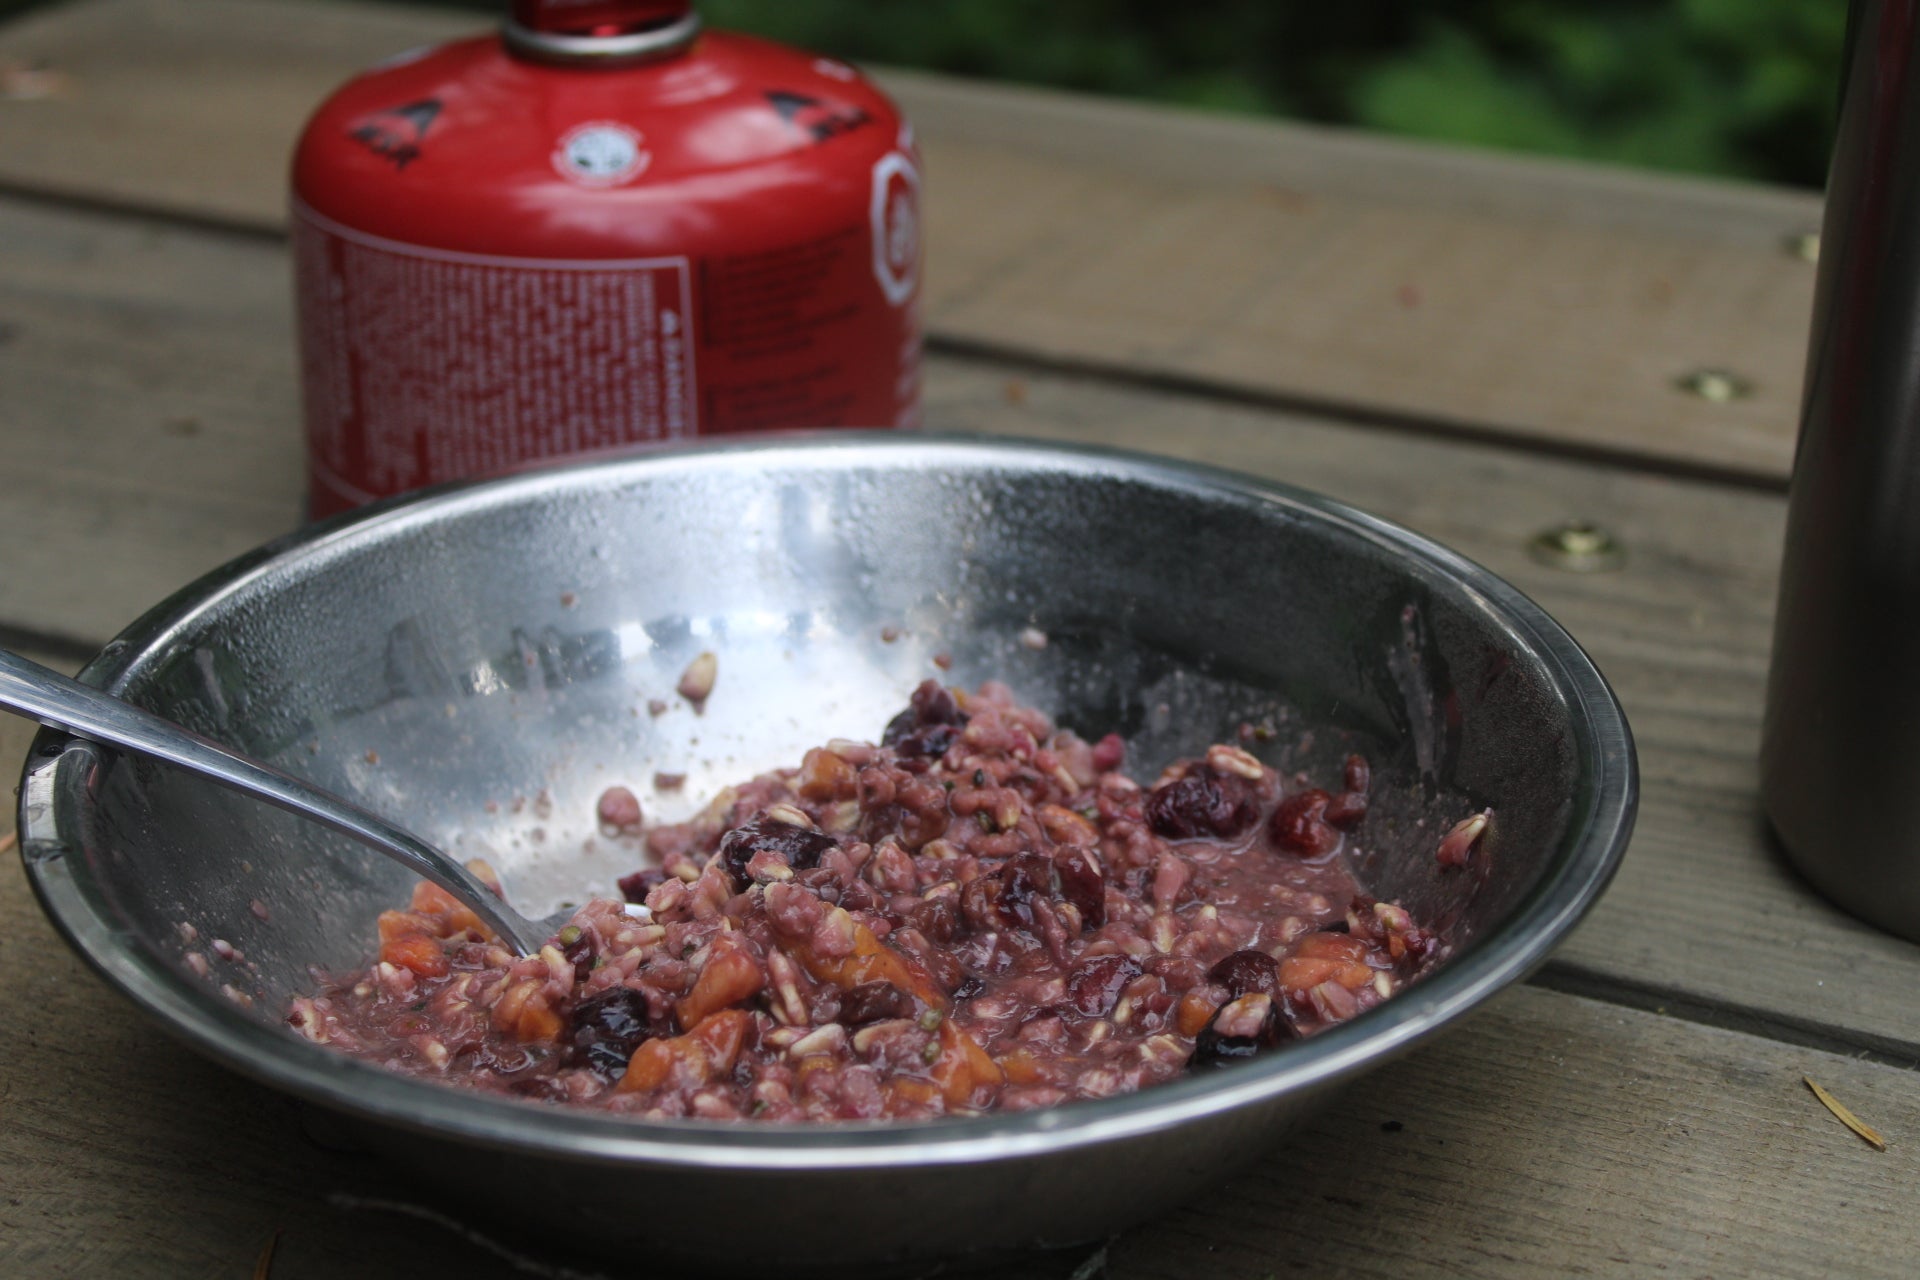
<box><xmin>18</xmin><ymin>435</ymin><xmax>1634</xmax><ymax>1274</ymax></box>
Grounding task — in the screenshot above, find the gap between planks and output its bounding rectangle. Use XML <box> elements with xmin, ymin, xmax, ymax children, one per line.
<box><xmin>1532</xmin><ymin>961</ymin><xmax>1920</xmax><ymax>1073</ymax></box>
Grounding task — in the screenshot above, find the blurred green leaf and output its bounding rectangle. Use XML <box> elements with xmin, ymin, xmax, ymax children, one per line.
<box><xmin>223</xmin><ymin>0</ymin><xmax>1852</xmax><ymax>186</ymax></box>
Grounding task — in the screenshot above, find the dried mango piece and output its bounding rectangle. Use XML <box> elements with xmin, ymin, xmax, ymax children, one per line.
<box><xmin>927</xmin><ymin>1020</ymin><xmax>1003</xmax><ymax>1107</ymax></box>
<box><xmin>676</xmin><ymin>935</ymin><xmax>767</xmax><ymax>1027</ymax></box>
<box><xmin>615</xmin><ymin>1010</ymin><xmax>751</xmax><ymax>1095</ymax></box>
<box><xmin>787</xmin><ymin>910</ymin><xmax>947</xmax><ymax>1008</ymax></box>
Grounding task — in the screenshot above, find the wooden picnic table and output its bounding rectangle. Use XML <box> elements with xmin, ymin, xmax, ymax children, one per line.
<box><xmin>0</xmin><ymin>1</ymin><xmax>1909</xmax><ymax>1276</ymax></box>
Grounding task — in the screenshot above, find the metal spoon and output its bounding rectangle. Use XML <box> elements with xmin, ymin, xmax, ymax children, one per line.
<box><xmin>0</xmin><ymin>647</ymin><xmax>554</xmax><ymax>955</ymax></box>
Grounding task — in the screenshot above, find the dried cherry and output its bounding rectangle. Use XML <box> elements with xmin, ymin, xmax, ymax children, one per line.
<box><xmin>1271</xmin><ymin>789</ymin><xmax>1341</xmax><ymax>856</ymax></box>
<box><xmin>616</xmin><ymin>867</ymin><xmax>667</xmax><ymax>904</ymax></box>
<box><xmin>904</xmin><ymin>893</ymin><xmax>961</xmax><ymax>944</ymax></box>
<box><xmin>1206</xmin><ymin>949</ymin><xmax>1280</xmax><ymax>1001</ymax></box>
<box><xmin>882</xmin><ymin>680</ymin><xmax>970</xmax><ymax>760</ymax></box>
<box><xmin>568</xmin><ymin>987</ymin><xmax>665</xmax><ymax>1078</ymax></box>
<box><xmin>1145</xmin><ymin>769</ymin><xmax>1258</xmax><ymax>840</ymax></box>
<box><xmin>560</xmin><ymin>929</ymin><xmax>596</xmax><ymax>982</ymax></box>
<box><xmin>837</xmin><ymin>980</ymin><xmax>919</xmax><ymax>1026</ymax></box>
<box><xmin>1064</xmin><ymin>953</ymin><xmax>1142</xmax><ymax>1018</ymax></box>
<box><xmin>1053</xmin><ymin>848</ymin><xmax>1107</xmax><ymax>928</ymax></box>
<box><xmin>717</xmin><ymin>816</ymin><xmax>837</xmax><ymax>885</ymax></box>
<box><xmin>1191</xmin><ymin>993</ymin><xmax>1293</xmax><ymax>1068</ymax></box>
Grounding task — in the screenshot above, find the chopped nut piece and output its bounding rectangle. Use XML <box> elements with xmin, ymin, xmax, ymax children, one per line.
<box><xmin>1205</xmin><ymin>744</ymin><xmax>1266</xmax><ymax>781</ymax></box>
<box><xmin>1436</xmin><ymin>809</ymin><xmax>1492</xmax><ymax>868</ymax></box>
<box><xmin>789</xmin><ymin>1024</ymin><xmax>849</xmax><ymax>1059</ymax></box>
<box><xmin>763</xmin><ymin>803</ymin><xmax>817</xmax><ymax>831</ymax></box>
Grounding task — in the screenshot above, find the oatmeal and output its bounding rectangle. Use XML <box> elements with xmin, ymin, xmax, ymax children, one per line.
<box><xmin>289</xmin><ymin>680</ymin><xmax>1449</xmax><ymax>1120</ymax></box>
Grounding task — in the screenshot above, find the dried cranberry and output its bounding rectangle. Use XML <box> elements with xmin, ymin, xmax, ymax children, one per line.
<box><xmin>959</xmin><ymin>853</ymin><xmax>1057</xmax><ymax>936</ymax></box>
<box><xmin>905</xmin><ymin>893</ymin><xmax>961</xmax><ymax>944</ymax></box>
<box><xmin>1323</xmin><ymin>756</ymin><xmax>1371</xmax><ymax>829</ymax></box>
<box><xmin>883</xmin><ymin>679</ymin><xmax>975</xmax><ymax>759</ymax></box>
<box><xmin>895</xmin><ymin>722</ymin><xmax>962</xmax><ymax>761</ymax></box>
<box><xmin>1324</xmin><ymin>789</ymin><xmax>1368</xmax><ymax>829</ymax></box>
<box><xmin>578</xmin><ymin>1041</ymin><xmax>632</xmax><ymax>1077</ymax></box>
<box><xmin>888</xmin><ymin>926</ymin><xmax>968</xmax><ymax>995</ymax></box>
<box><xmin>836</xmin><ymin>980</ymin><xmax>917</xmax><ymax>1026</ymax></box>
<box><xmin>952</xmin><ymin>974</ymin><xmax>987</xmax><ymax>1000</ymax></box>
<box><xmin>1145</xmin><ymin>769</ymin><xmax>1258</xmax><ymax>840</ymax></box>
<box><xmin>1271</xmin><ymin>789</ymin><xmax>1340</xmax><ymax>856</ymax></box>
<box><xmin>1064</xmin><ymin>954</ymin><xmax>1142</xmax><ymax>1018</ymax></box>
<box><xmin>921</xmin><ymin>945</ymin><xmax>970</xmax><ymax>996</ymax></box>
<box><xmin>880</xmin><ymin>708</ymin><xmax>917</xmax><ymax>746</ymax></box>
<box><xmin>716</xmin><ymin>816</ymin><xmax>837</xmax><ymax>886</ymax></box>
<box><xmin>561</xmin><ymin>930</ymin><xmax>596</xmax><ymax>982</ymax></box>
<box><xmin>1206</xmin><ymin>949</ymin><xmax>1280</xmax><ymax>1000</ymax></box>
<box><xmin>1191</xmin><ymin>994</ymin><xmax>1293</xmax><ymax>1069</ymax></box>
<box><xmin>883</xmin><ymin>681</ymin><xmax>970</xmax><ymax>759</ymax></box>
<box><xmin>568</xmin><ymin>987</ymin><xmax>664</xmax><ymax>1078</ymax></box>
<box><xmin>909</xmin><ymin>680</ymin><xmax>964</xmax><ymax>725</ymax></box>
<box><xmin>994</xmin><ymin>852</ymin><xmax>1056</xmax><ymax>930</ymax></box>
<box><xmin>616</xmin><ymin>867</ymin><xmax>668</xmax><ymax>904</ymax></box>
<box><xmin>1053</xmin><ymin>848</ymin><xmax>1106</xmax><ymax>929</ymax></box>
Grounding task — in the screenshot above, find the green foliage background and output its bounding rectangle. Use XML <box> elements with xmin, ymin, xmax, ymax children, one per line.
<box><xmin>687</xmin><ymin>0</ymin><xmax>1848</xmax><ymax>187</ymax></box>
<box><xmin>104</xmin><ymin>0</ymin><xmax>1839</xmax><ymax>188</ymax></box>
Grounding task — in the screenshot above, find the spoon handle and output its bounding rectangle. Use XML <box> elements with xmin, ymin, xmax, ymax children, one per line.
<box><xmin>0</xmin><ymin>648</ymin><xmax>546</xmax><ymax>955</ymax></box>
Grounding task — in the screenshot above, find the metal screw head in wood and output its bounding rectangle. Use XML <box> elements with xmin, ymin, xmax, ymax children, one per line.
<box><xmin>1529</xmin><ymin>520</ymin><xmax>1626</xmax><ymax>572</ymax></box>
<box><xmin>1675</xmin><ymin>368</ymin><xmax>1753</xmax><ymax>403</ymax></box>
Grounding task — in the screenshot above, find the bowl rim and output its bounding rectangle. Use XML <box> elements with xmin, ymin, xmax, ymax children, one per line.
<box><xmin>16</xmin><ymin>432</ymin><xmax>1637</xmax><ymax>1170</ymax></box>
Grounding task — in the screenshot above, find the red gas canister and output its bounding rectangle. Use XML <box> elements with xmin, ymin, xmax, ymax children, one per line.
<box><xmin>291</xmin><ymin>0</ymin><xmax>922</xmax><ymax>516</ymax></box>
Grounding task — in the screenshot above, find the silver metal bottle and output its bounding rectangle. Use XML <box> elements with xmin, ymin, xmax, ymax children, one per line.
<box><xmin>1763</xmin><ymin>0</ymin><xmax>1920</xmax><ymax>941</ymax></box>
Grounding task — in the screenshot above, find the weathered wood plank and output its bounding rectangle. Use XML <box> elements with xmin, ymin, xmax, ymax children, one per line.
<box><xmin>0</xmin><ymin>200</ymin><xmax>305</xmax><ymax>642</ymax></box>
<box><xmin>0</xmin><ymin>195</ymin><xmax>1908</xmax><ymax>1066</ymax></box>
<box><xmin>1104</xmin><ymin>985</ymin><xmax>1917</xmax><ymax>1280</ymax></box>
<box><xmin>0</xmin><ymin>0</ymin><xmax>468</xmax><ymax>226</ymax></box>
<box><xmin>0</xmin><ymin>0</ymin><xmax>1819</xmax><ymax>482</ymax></box>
